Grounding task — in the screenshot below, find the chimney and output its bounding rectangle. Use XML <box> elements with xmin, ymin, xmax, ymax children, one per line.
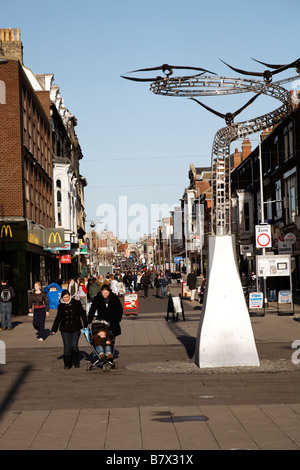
<box><xmin>242</xmin><ymin>138</ymin><xmax>252</xmax><ymax>160</ymax></box>
<box><xmin>0</xmin><ymin>28</ymin><xmax>23</xmax><ymax>65</ymax></box>
<box><xmin>261</xmin><ymin>127</ymin><xmax>272</xmax><ymax>142</ymax></box>
<box><xmin>291</xmin><ymin>89</ymin><xmax>299</xmax><ymax>108</ymax></box>
<box><xmin>233</xmin><ymin>147</ymin><xmax>241</xmax><ymax>168</ymax></box>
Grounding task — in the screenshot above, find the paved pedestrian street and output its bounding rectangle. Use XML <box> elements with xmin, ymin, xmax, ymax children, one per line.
<box><xmin>1</xmin><ymin>286</ymin><xmax>300</xmax><ymax>451</ymax></box>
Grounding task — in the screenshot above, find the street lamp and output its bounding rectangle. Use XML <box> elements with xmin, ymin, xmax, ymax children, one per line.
<box><xmin>85</xmin><ymin>220</ymin><xmax>102</xmax><ymax>274</ymax></box>
<box><xmin>156</xmin><ymin>220</ymin><xmax>163</xmax><ymax>270</ymax></box>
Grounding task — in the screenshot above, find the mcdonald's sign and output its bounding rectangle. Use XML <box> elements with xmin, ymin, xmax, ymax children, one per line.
<box><xmin>0</xmin><ymin>225</ymin><xmax>12</xmax><ymax>238</ymax></box>
<box><xmin>45</xmin><ymin>228</ymin><xmax>65</xmax><ymax>248</ymax></box>
<box><xmin>0</xmin><ymin>220</ymin><xmax>27</xmax><ymax>244</ymax></box>
<box><xmin>0</xmin><ymin>221</ymin><xmax>27</xmax><ymax>243</ymax></box>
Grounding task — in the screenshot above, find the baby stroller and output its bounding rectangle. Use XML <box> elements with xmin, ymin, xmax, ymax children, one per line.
<box><xmin>82</xmin><ymin>319</ymin><xmax>118</xmax><ymax>372</ymax></box>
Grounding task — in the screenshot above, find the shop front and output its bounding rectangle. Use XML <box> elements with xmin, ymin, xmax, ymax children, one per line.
<box><xmin>0</xmin><ymin>221</ymin><xmax>63</xmax><ymax>315</ymax></box>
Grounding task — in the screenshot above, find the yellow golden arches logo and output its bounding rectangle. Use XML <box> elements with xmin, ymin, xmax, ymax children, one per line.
<box><xmin>48</xmin><ymin>231</ymin><xmax>62</xmax><ymax>244</ymax></box>
<box><xmin>0</xmin><ymin>225</ymin><xmax>12</xmax><ymax>237</ymax></box>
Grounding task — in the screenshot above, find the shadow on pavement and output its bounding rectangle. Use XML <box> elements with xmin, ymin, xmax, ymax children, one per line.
<box><xmin>0</xmin><ymin>364</ymin><xmax>32</xmax><ymax>421</ymax></box>
<box><xmin>166</xmin><ymin>321</ymin><xmax>196</xmax><ymax>359</ymax></box>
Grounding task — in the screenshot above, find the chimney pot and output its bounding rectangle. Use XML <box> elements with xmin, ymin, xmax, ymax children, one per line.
<box><xmin>0</xmin><ymin>27</ymin><xmax>23</xmax><ymax>64</ymax></box>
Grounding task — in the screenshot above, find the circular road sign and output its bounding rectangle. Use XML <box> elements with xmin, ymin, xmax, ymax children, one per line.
<box><xmin>257</xmin><ymin>233</ymin><xmax>271</xmax><ymax>247</ymax></box>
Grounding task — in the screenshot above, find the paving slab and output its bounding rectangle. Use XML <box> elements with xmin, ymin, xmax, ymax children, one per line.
<box><xmin>0</xmin><ymin>287</ymin><xmax>300</xmax><ymax>451</ymax></box>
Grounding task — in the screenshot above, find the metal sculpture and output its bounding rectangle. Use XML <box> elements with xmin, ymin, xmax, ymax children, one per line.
<box><xmin>122</xmin><ymin>59</ymin><xmax>299</xmax><ymax>236</ymax></box>
<box><xmin>122</xmin><ymin>59</ymin><xmax>300</xmax><ymax>368</ymax></box>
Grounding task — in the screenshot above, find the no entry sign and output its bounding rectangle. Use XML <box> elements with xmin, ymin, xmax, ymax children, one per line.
<box><xmin>256</xmin><ymin>224</ymin><xmax>271</xmax><ymax>249</ymax></box>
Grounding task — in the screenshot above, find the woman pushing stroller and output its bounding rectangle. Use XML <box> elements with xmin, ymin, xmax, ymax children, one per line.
<box><xmin>85</xmin><ymin>284</ymin><xmax>123</xmax><ymax>371</ymax></box>
<box><xmin>87</xmin><ymin>284</ymin><xmax>123</xmax><ymax>339</ymax></box>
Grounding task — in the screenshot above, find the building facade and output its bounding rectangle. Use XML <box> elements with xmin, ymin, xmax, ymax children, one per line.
<box><xmin>231</xmin><ymin>103</ymin><xmax>300</xmax><ymax>294</ymax></box>
<box><xmin>0</xmin><ymin>28</ymin><xmax>87</xmax><ymax>314</ymax></box>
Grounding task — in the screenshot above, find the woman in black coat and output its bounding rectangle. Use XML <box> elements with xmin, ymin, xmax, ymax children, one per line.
<box><xmin>51</xmin><ymin>289</ymin><xmax>88</xmax><ymax>369</ymax></box>
<box><xmin>88</xmin><ymin>284</ymin><xmax>123</xmax><ymax>337</ymax></box>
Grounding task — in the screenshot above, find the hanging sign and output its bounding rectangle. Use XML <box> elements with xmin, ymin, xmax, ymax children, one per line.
<box><xmin>61</xmin><ymin>254</ymin><xmax>71</xmax><ymax>264</ymax></box>
<box><xmin>284</xmin><ymin>233</ymin><xmax>296</xmax><ymax>244</ymax></box>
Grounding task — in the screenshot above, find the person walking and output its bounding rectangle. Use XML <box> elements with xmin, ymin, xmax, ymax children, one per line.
<box><xmin>88</xmin><ymin>284</ymin><xmax>123</xmax><ymax>339</ymax></box>
<box><xmin>154</xmin><ymin>274</ymin><xmax>161</xmax><ymax>298</ymax></box>
<box><xmin>88</xmin><ymin>277</ymin><xmax>101</xmax><ymax>301</ymax></box>
<box><xmin>28</xmin><ymin>282</ymin><xmax>49</xmax><ymax>341</ymax></box>
<box><xmin>123</xmin><ymin>271</ymin><xmax>133</xmax><ymax>293</ymax></box>
<box><xmin>51</xmin><ymin>289</ymin><xmax>88</xmax><ymax>369</ymax></box>
<box><xmin>67</xmin><ymin>277</ymin><xmax>78</xmax><ymax>299</ymax></box>
<box><xmin>187</xmin><ymin>270</ymin><xmax>197</xmax><ymax>301</ymax></box>
<box><xmin>76</xmin><ymin>278</ymin><xmax>88</xmax><ymax>310</ymax></box>
<box><xmin>150</xmin><ymin>270</ymin><xmax>156</xmax><ymax>289</ymax></box>
<box><xmin>109</xmin><ymin>275</ymin><xmax>120</xmax><ymax>296</ymax></box>
<box><xmin>136</xmin><ymin>271</ymin><xmax>142</xmax><ymax>291</ymax></box>
<box><xmin>141</xmin><ymin>270</ymin><xmax>150</xmax><ymax>298</ymax></box>
<box><xmin>0</xmin><ymin>280</ymin><xmax>15</xmax><ymax>330</ymax></box>
<box><xmin>158</xmin><ymin>272</ymin><xmax>168</xmax><ymax>299</ymax></box>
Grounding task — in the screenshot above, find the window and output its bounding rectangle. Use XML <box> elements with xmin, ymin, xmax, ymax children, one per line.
<box><xmin>37</xmin><ymin>116</ymin><xmax>40</xmax><ymax>163</ymax></box>
<box><xmin>32</xmin><ymin>107</ymin><xmax>36</xmax><ymax>158</ymax></box>
<box><xmin>22</xmin><ymin>89</ymin><xmax>27</xmax><ymax>146</ymax></box>
<box><xmin>238</xmin><ymin>191</ymin><xmax>253</xmax><ymax>233</ymax></box>
<box><xmin>244</xmin><ymin>202</ymin><xmax>250</xmax><ymax>231</ymax></box>
<box><xmin>274</xmin><ymin>136</ymin><xmax>279</xmax><ymax>168</ymax></box>
<box><xmin>275</xmin><ymin>180</ymin><xmax>282</xmax><ymax>219</ymax></box>
<box><xmin>284</xmin><ymin>169</ymin><xmax>297</xmax><ymax>224</ymax></box>
<box><xmin>284</xmin><ymin>123</ymin><xmax>294</xmax><ymax>161</ymax></box>
<box><xmin>266</xmin><ymin>198</ymin><xmax>272</xmax><ymax>221</ymax></box>
<box><xmin>262</xmin><ymin>149</ymin><xmax>272</xmax><ymax>175</ymax></box>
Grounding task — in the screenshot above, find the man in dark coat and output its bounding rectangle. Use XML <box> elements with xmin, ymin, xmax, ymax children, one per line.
<box><xmin>187</xmin><ymin>270</ymin><xmax>197</xmax><ymax>301</ymax></box>
<box><xmin>88</xmin><ymin>284</ymin><xmax>123</xmax><ymax>337</ymax></box>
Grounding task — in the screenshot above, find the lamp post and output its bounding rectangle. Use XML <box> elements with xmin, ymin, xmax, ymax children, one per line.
<box><xmin>156</xmin><ymin>220</ymin><xmax>162</xmax><ymax>270</ymax></box>
<box><xmin>258</xmin><ymin>133</ymin><xmax>269</xmax><ymax>307</ymax></box>
<box><xmin>85</xmin><ymin>219</ymin><xmax>103</xmax><ymax>275</ymax></box>
<box><xmin>89</xmin><ymin>221</ymin><xmax>96</xmax><ymax>275</ymax></box>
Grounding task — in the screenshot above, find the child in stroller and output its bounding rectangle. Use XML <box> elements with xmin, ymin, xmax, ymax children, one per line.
<box><xmin>83</xmin><ymin>319</ymin><xmax>118</xmax><ymax>372</ymax></box>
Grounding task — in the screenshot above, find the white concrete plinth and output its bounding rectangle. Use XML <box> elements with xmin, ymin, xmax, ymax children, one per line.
<box><xmin>194</xmin><ymin>235</ymin><xmax>260</xmax><ymax>368</ymax></box>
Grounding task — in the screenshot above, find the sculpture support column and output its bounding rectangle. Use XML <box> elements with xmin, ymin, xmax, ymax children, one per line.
<box><xmin>194</xmin><ymin>235</ymin><xmax>260</xmax><ymax>368</ymax></box>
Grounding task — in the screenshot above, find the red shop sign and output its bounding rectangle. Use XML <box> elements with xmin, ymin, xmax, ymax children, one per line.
<box><xmin>61</xmin><ymin>254</ymin><xmax>71</xmax><ymax>264</ymax></box>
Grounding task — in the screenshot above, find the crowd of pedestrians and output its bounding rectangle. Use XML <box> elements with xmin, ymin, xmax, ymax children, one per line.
<box><xmin>0</xmin><ymin>267</ymin><xmax>206</xmax><ymax>370</ymax></box>
<box><xmin>74</xmin><ymin>268</ymin><xmax>180</xmax><ymax>304</ymax></box>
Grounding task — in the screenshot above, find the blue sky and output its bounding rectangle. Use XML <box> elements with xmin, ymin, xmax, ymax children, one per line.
<box><xmin>2</xmin><ymin>0</ymin><xmax>300</xmax><ymax>240</ymax></box>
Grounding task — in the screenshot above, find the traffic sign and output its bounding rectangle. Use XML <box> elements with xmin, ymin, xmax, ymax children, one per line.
<box><xmin>255</xmin><ymin>224</ymin><xmax>271</xmax><ymax>249</ymax></box>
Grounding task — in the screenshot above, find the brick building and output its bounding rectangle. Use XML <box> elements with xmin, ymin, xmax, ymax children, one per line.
<box><xmin>231</xmin><ymin>101</ymin><xmax>300</xmax><ymax>293</ymax></box>
<box><xmin>0</xmin><ymin>28</ymin><xmax>86</xmax><ymax>314</ymax></box>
